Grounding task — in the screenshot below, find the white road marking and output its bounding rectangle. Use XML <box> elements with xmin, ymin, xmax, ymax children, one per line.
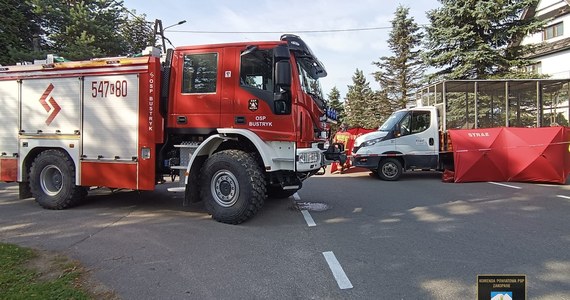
<box><xmin>301</xmin><ymin>210</ymin><xmax>316</xmax><ymax>227</ymax></box>
<box><xmin>488</xmin><ymin>182</ymin><xmax>522</xmax><ymax>189</ymax></box>
<box><xmin>557</xmin><ymin>195</ymin><xmax>570</xmax><ymax>200</ymax></box>
<box><xmin>322</xmin><ymin>251</ymin><xmax>353</xmax><ymax>290</ymax></box>
<box><xmin>294</xmin><ymin>192</ymin><xmax>316</xmax><ymax>227</ymax></box>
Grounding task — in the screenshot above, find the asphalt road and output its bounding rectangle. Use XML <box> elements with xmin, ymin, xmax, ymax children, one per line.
<box><xmin>1</xmin><ymin>169</ymin><xmax>569</xmax><ymax>299</ymax></box>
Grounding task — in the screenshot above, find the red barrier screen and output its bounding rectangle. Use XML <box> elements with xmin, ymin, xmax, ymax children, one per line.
<box><xmin>449</xmin><ymin>127</ymin><xmax>570</xmax><ymax>184</ymax></box>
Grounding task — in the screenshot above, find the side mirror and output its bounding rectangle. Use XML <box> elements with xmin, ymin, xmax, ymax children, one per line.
<box><xmin>273</xmin><ymin>45</ymin><xmax>290</xmax><ymax>60</ymax></box>
<box><xmin>331</xmin><ymin>142</ymin><xmax>345</xmax><ymax>153</ymax></box>
<box><xmin>274</xmin><ymin>90</ymin><xmax>291</xmax><ymax>115</ymax></box>
<box><xmin>275</xmin><ymin>61</ymin><xmax>291</xmax><ymax>87</ymax></box>
<box><xmin>274</xmin><ymin>58</ymin><xmax>291</xmax><ymax>115</ymax></box>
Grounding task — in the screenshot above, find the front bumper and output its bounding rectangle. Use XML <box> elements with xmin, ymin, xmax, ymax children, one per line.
<box><xmin>351</xmin><ymin>155</ymin><xmax>381</xmax><ymax>170</ymax></box>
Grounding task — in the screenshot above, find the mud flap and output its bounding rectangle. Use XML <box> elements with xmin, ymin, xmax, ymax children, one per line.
<box><xmin>19</xmin><ymin>182</ymin><xmax>32</xmax><ymax>199</ymax></box>
<box><xmin>183</xmin><ymin>155</ymin><xmax>207</xmax><ymax>206</ymax></box>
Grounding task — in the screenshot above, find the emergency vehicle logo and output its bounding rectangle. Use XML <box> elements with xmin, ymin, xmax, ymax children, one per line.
<box><xmin>39</xmin><ymin>83</ymin><xmax>61</xmax><ymax>125</ymax></box>
<box><xmin>248</xmin><ymin>99</ymin><xmax>259</xmax><ymax>112</ymax></box>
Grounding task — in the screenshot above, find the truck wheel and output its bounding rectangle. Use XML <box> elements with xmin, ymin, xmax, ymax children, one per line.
<box><xmin>267</xmin><ymin>186</ymin><xmax>298</xmax><ymax>199</ymax></box>
<box><xmin>29</xmin><ymin>149</ymin><xmax>87</xmax><ymax>209</ymax></box>
<box><xmin>378</xmin><ymin>158</ymin><xmax>403</xmax><ymax>181</ymax></box>
<box><xmin>200</xmin><ymin>150</ymin><xmax>266</xmax><ymax>224</ymax></box>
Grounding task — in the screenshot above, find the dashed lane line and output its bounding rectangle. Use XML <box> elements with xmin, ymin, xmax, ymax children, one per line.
<box><xmin>296</xmin><ymin>195</ymin><xmax>353</xmax><ymax>290</ymax></box>
<box><xmin>557</xmin><ymin>195</ymin><xmax>570</xmax><ymax>200</ymax></box>
<box><xmin>294</xmin><ymin>192</ymin><xmax>316</xmax><ymax>227</ymax></box>
<box><xmin>293</xmin><ymin>192</ymin><xmax>301</xmax><ymax>201</ymax></box>
<box><xmin>488</xmin><ymin>182</ymin><xmax>522</xmax><ymax>189</ymax></box>
<box><xmin>301</xmin><ymin>210</ymin><xmax>316</xmax><ymax>227</ymax></box>
<box><xmin>323</xmin><ymin>251</ymin><xmax>353</xmax><ymax>290</ymax></box>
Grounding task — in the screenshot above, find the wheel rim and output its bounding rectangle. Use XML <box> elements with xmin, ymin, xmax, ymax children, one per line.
<box><xmin>210</xmin><ymin>169</ymin><xmax>239</xmax><ymax>208</ymax></box>
<box><xmin>39</xmin><ymin>165</ymin><xmax>63</xmax><ymax>196</ymax></box>
<box><xmin>382</xmin><ymin>162</ymin><xmax>399</xmax><ymax>179</ymax></box>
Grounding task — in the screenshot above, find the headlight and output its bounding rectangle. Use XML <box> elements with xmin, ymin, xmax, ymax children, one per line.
<box><xmin>361</xmin><ymin>138</ymin><xmax>383</xmax><ymax>147</ymax></box>
<box><xmin>298</xmin><ymin>151</ymin><xmax>320</xmax><ymax>164</ymax></box>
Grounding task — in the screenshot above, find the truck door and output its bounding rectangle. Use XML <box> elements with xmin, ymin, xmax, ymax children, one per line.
<box><xmin>169</xmin><ymin>50</ymin><xmax>222</xmax><ymax>132</ymax></box>
<box><xmin>395</xmin><ymin>110</ymin><xmax>438</xmax><ymax>169</ymax></box>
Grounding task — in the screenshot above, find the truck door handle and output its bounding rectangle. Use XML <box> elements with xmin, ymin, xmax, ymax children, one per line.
<box><xmin>177</xmin><ymin>116</ymin><xmax>187</xmax><ymax>124</ymax></box>
<box><xmin>429</xmin><ymin>138</ymin><xmax>434</xmax><ymax>146</ymax></box>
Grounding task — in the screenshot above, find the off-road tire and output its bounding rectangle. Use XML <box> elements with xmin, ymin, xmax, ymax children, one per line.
<box><xmin>29</xmin><ymin>149</ymin><xmax>87</xmax><ymax>209</ymax></box>
<box><xmin>378</xmin><ymin>158</ymin><xmax>403</xmax><ymax>181</ymax></box>
<box><xmin>200</xmin><ymin>150</ymin><xmax>266</xmax><ymax>224</ymax></box>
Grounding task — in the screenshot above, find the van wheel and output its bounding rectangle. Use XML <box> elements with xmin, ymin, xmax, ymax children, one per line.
<box><xmin>200</xmin><ymin>150</ymin><xmax>266</xmax><ymax>224</ymax></box>
<box><xmin>378</xmin><ymin>158</ymin><xmax>402</xmax><ymax>181</ymax></box>
<box><xmin>29</xmin><ymin>149</ymin><xmax>87</xmax><ymax>209</ymax></box>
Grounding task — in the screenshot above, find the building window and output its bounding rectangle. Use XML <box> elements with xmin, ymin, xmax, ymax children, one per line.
<box><xmin>182</xmin><ymin>53</ymin><xmax>218</xmax><ymax>94</ymax></box>
<box><xmin>543</xmin><ymin>22</ymin><xmax>563</xmax><ymax>40</ymax></box>
<box><xmin>524</xmin><ymin>62</ymin><xmax>542</xmax><ymax>74</ymax></box>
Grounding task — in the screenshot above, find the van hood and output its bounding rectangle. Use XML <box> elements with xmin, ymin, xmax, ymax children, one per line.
<box><xmin>354</xmin><ymin>131</ymin><xmax>387</xmax><ymax>147</ymax></box>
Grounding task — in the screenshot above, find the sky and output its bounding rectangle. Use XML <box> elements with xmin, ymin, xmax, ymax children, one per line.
<box><xmin>123</xmin><ymin>0</ymin><xmax>441</xmax><ymax>99</ymax></box>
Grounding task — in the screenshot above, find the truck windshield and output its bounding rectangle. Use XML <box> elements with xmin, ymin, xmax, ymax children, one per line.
<box><xmin>378</xmin><ymin>111</ymin><xmax>407</xmax><ymax>131</ymax></box>
<box><xmin>297</xmin><ymin>58</ymin><xmax>325</xmax><ymax>108</ymax></box>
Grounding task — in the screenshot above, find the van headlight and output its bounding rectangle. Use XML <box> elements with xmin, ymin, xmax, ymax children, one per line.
<box><xmin>361</xmin><ymin>138</ymin><xmax>383</xmax><ymax>147</ymax></box>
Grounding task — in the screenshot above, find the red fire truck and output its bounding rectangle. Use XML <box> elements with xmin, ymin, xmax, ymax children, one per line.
<box><xmin>0</xmin><ymin>35</ymin><xmax>340</xmax><ymax>224</ymax></box>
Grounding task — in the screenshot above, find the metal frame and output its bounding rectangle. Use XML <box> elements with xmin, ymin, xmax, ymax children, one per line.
<box><xmin>416</xmin><ymin>79</ymin><xmax>570</xmax><ymax>129</ymax></box>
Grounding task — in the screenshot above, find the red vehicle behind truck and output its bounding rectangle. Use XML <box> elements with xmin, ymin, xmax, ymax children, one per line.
<box><xmin>0</xmin><ymin>35</ymin><xmax>340</xmax><ymax>224</ymax></box>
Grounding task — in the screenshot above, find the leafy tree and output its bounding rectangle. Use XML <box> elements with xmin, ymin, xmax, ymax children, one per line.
<box><xmin>30</xmin><ymin>0</ymin><xmax>128</xmax><ymax>60</ymax></box>
<box><xmin>373</xmin><ymin>5</ymin><xmax>425</xmax><ymax>110</ymax></box>
<box><xmin>424</xmin><ymin>0</ymin><xmax>543</xmax><ymax>79</ymax></box>
<box><xmin>344</xmin><ymin>69</ymin><xmax>379</xmax><ymax>129</ymax></box>
<box><xmin>0</xmin><ymin>0</ymin><xmax>155</xmax><ymax>63</ymax></box>
<box><xmin>120</xmin><ymin>11</ymin><xmax>155</xmax><ymax>55</ymax></box>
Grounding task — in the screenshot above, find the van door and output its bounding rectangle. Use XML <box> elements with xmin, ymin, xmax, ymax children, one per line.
<box><xmin>395</xmin><ymin>110</ymin><xmax>438</xmax><ymax>169</ymax></box>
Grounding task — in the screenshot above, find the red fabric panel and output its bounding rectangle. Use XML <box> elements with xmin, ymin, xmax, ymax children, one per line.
<box><xmin>449</xmin><ymin>128</ymin><xmax>508</xmax><ymax>182</ymax></box>
<box><xmin>566</xmin><ymin>127</ymin><xmax>570</xmax><ymax>177</ymax></box>
<box><xmin>450</xmin><ymin>127</ymin><xmax>569</xmax><ymax>184</ymax></box>
<box><xmin>505</xmin><ymin>127</ymin><xmax>566</xmax><ymax>183</ymax></box>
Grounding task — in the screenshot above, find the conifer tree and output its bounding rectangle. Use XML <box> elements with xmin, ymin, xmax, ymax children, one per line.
<box><xmin>373</xmin><ymin>5</ymin><xmax>425</xmax><ymax>110</ymax></box>
<box><xmin>0</xmin><ymin>0</ymin><xmax>43</xmax><ymax>65</ymax></box>
<box><xmin>424</xmin><ymin>0</ymin><xmax>543</xmax><ymax>79</ymax></box>
<box><xmin>344</xmin><ymin>69</ymin><xmax>379</xmax><ymax>129</ymax></box>
<box><xmin>120</xmin><ymin>11</ymin><xmax>155</xmax><ymax>55</ymax></box>
<box><xmin>30</xmin><ymin>0</ymin><xmax>128</xmax><ymax>60</ymax></box>
<box><xmin>327</xmin><ymin>86</ymin><xmax>345</xmax><ymax>126</ymax></box>
<box><xmin>1</xmin><ymin>0</ymin><xmax>155</xmax><ymax>62</ymax></box>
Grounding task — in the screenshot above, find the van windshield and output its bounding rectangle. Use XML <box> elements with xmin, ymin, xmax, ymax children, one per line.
<box><xmin>378</xmin><ymin>111</ymin><xmax>407</xmax><ymax>131</ymax></box>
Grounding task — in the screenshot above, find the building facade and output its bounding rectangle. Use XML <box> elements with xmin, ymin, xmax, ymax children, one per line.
<box><xmin>520</xmin><ymin>0</ymin><xmax>570</xmax><ymax>78</ymax></box>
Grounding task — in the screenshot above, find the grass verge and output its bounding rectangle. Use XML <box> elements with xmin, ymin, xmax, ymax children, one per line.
<box><xmin>0</xmin><ymin>242</ymin><xmax>96</xmax><ymax>299</ymax></box>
